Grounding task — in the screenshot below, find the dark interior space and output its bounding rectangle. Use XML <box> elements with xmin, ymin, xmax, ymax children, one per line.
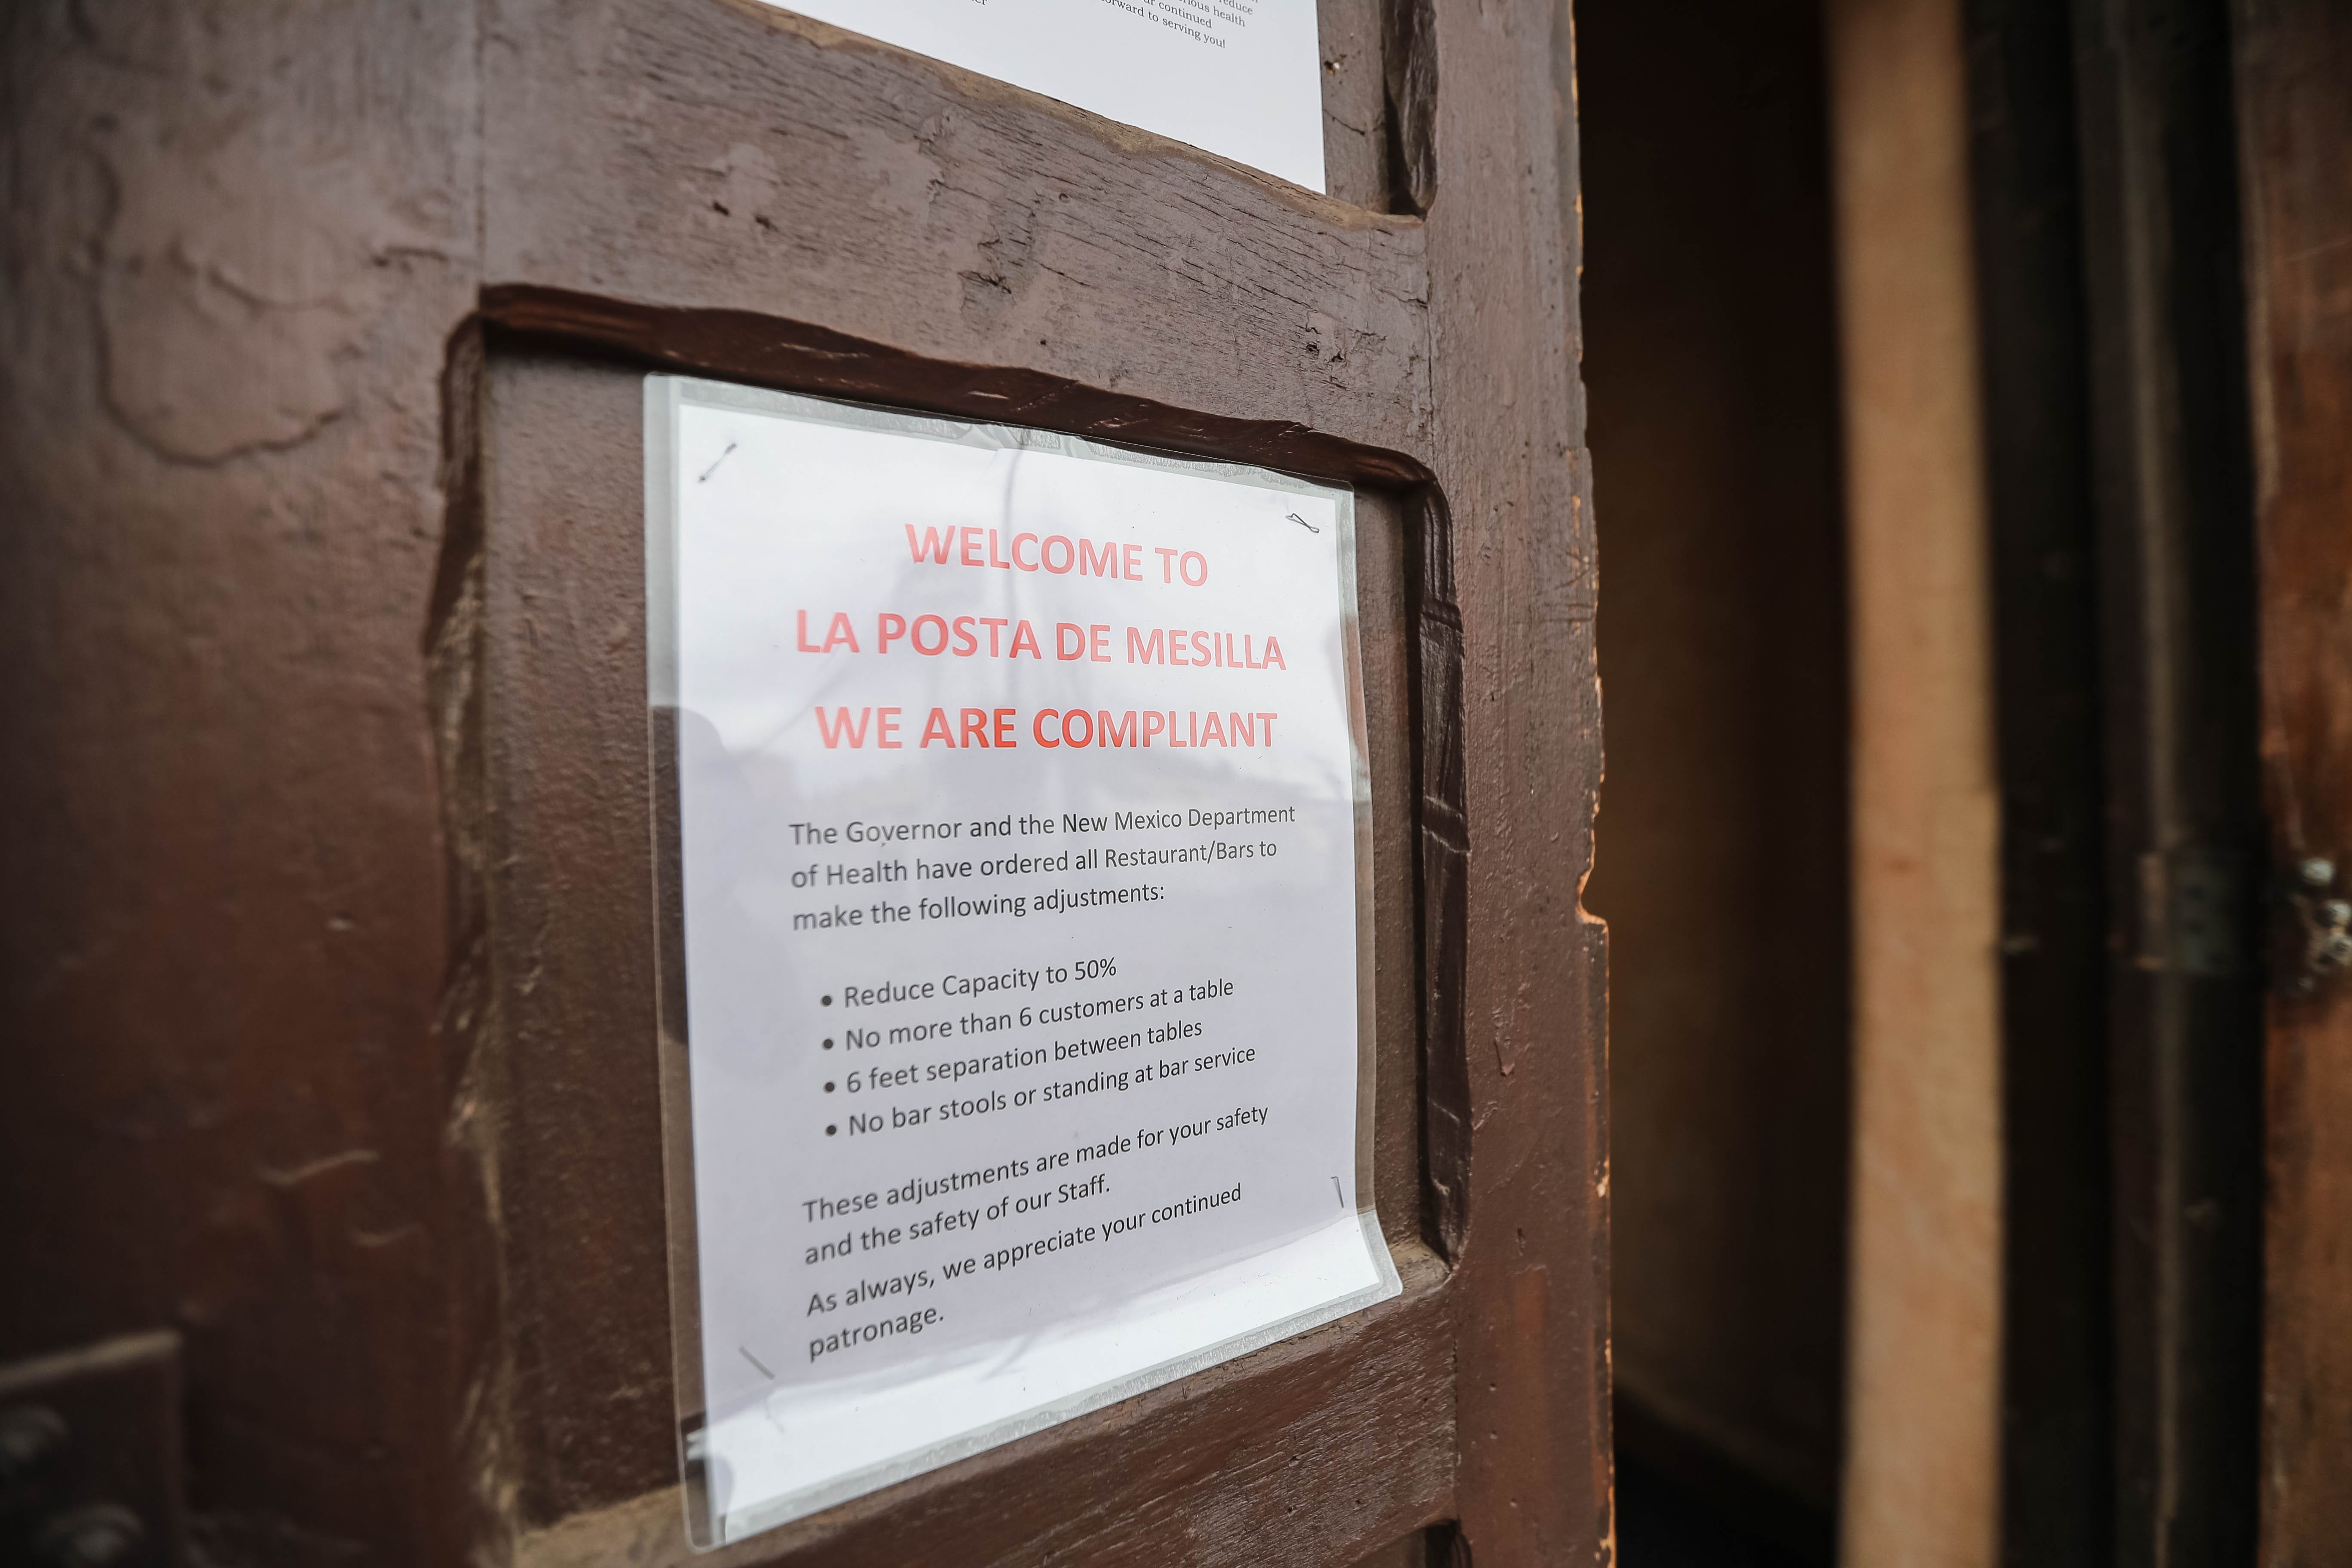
<box><xmin>1575</xmin><ymin>1</ymin><xmax>1853</xmax><ymax>1559</ymax></box>
<box><xmin>1962</xmin><ymin>1</ymin><xmax>2115</xmax><ymax>1558</ymax></box>
<box><xmin>1614</xmin><ymin>1452</ymin><xmax>1815</xmax><ymax>1568</ymax></box>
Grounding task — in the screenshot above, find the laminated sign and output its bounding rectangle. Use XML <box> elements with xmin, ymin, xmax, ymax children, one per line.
<box><xmin>645</xmin><ymin>376</ymin><xmax>1399</xmax><ymax>1545</ymax></box>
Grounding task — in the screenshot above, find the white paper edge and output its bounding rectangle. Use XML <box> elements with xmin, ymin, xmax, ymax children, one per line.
<box><xmin>641</xmin><ymin>373</ymin><xmax>1403</xmax><ymax>1547</ymax></box>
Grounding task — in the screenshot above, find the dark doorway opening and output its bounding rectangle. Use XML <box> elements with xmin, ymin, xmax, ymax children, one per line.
<box><xmin>1577</xmin><ymin>2</ymin><xmax>1853</xmax><ymax>1561</ymax></box>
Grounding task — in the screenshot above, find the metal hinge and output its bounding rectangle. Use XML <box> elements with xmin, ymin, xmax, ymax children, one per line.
<box><xmin>2138</xmin><ymin>848</ymin><xmax>2250</xmax><ymax>977</ymax></box>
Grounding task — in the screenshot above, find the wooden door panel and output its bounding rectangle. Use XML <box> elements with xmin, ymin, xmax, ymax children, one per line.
<box><xmin>0</xmin><ymin>0</ymin><xmax>1603</xmax><ymax>1560</ymax></box>
<box><xmin>479</xmin><ymin>0</ymin><xmax>1433</xmax><ymax>469</ymax></box>
<box><xmin>471</xmin><ymin>346</ymin><xmax>1445</xmax><ymax>1547</ymax></box>
<box><xmin>508</xmin><ymin>1259</ymin><xmax>1452</xmax><ymax>1568</ymax></box>
<box><xmin>453</xmin><ymin>3</ymin><xmax>1606</xmax><ymax>1558</ymax></box>
<box><xmin>2239</xmin><ymin>0</ymin><xmax>2352</xmax><ymax>1555</ymax></box>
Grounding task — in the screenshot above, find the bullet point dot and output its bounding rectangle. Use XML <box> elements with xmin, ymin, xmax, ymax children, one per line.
<box><xmin>826</xmin><ymin>1124</ymin><xmax>838</xmax><ymax>1136</ymax></box>
<box><xmin>824</xmin><ymin>1082</ymin><xmax>836</xmax><ymax>1093</ymax></box>
<box><xmin>821</xmin><ymin>995</ymin><xmax>833</xmax><ymax>1006</ymax></box>
<box><xmin>823</xmin><ymin>1038</ymin><xmax>834</xmax><ymax>1049</ymax></box>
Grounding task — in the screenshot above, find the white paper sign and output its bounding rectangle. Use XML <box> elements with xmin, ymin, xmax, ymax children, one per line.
<box><xmin>760</xmin><ymin>0</ymin><xmax>1327</xmax><ymax>192</ymax></box>
<box><xmin>646</xmin><ymin>377</ymin><xmax>1397</xmax><ymax>1544</ymax></box>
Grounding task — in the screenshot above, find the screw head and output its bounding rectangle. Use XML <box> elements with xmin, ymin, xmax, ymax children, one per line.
<box><xmin>37</xmin><ymin>1504</ymin><xmax>144</xmax><ymax>1567</ymax></box>
<box><xmin>0</xmin><ymin>1404</ymin><xmax>68</xmax><ymax>1487</ymax></box>
<box><xmin>2301</xmin><ymin>857</ymin><xmax>2336</xmax><ymax>889</ymax></box>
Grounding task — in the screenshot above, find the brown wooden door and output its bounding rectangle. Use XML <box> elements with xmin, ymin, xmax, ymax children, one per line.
<box><xmin>2238</xmin><ymin>0</ymin><xmax>2352</xmax><ymax>1558</ymax></box>
<box><xmin>0</xmin><ymin>2</ymin><xmax>1607</xmax><ymax>1563</ymax></box>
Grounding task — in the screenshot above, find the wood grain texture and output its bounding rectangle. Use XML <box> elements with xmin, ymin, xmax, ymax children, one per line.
<box><xmin>468</xmin><ymin>3</ymin><xmax>1604</xmax><ymax>1560</ymax></box>
<box><xmin>478</xmin><ymin>289</ymin><xmax>1432</xmax><ymax>489</ymax></box>
<box><xmin>508</xmin><ymin>1251</ymin><xmax>1455</xmax><ymax>1568</ymax></box>
<box><xmin>1437</xmin><ymin>0</ymin><xmax>1609</xmax><ymax>1560</ymax></box>
<box><xmin>2071</xmin><ymin>0</ymin><xmax>2265</xmax><ymax>1554</ymax></box>
<box><xmin>1360</xmin><ymin>490</ymin><xmax>1437</xmax><ymax>1256</ymax></box>
<box><xmin>3</xmin><ymin>0</ymin><xmax>1603</xmax><ymax>1559</ymax></box>
<box><xmin>1383</xmin><ymin>0</ymin><xmax>1439</xmax><ymax>217</ymax></box>
<box><xmin>1318</xmin><ymin>0</ymin><xmax>1400</xmax><ymax>213</ymax></box>
<box><xmin>479</xmin><ymin>354</ymin><xmax>677</xmax><ymax>1518</ymax></box>
<box><xmin>2237</xmin><ymin>0</ymin><xmax>2352</xmax><ymax>1557</ymax></box>
<box><xmin>0</xmin><ymin>4</ymin><xmax>487</xmax><ymax>1564</ymax></box>
<box><xmin>1412</xmin><ymin>485</ymin><xmax>1471</xmax><ymax>1262</ymax></box>
<box><xmin>481</xmin><ymin>0</ymin><xmax>1433</xmax><ymax>459</ymax></box>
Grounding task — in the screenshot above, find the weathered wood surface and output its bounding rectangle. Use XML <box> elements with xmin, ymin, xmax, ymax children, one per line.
<box><xmin>2237</xmin><ymin>0</ymin><xmax>2352</xmax><ymax>1558</ymax></box>
<box><xmin>2072</xmin><ymin>0</ymin><xmax>2266</xmax><ymax>1555</ymax></box>
<box><xmin>1442</xmin><ymin>1</ymin><xmax>1609</xmax><ymax>1559</ymax></box>
<box><xmin>478</xmin><ymin>288</ymin><xmax>1432</xmax><ymax>488</ymax></box>
<box><xmin>2</xmin><ymin>0</ymin><xmax>1605</xmax><ymax>1561</ymax></box>
<box><xmin>508</xmin><ymin>1253</ymin><xmax>1457</xmax><ymax>1568</ymax></box>
<box><xmin>479</xmin><ymin>2</ymin><xmax>1604</xmax><ymax>1559</ymax></box>
<box><xmin>0</xmin><ymin>3</ymin><xmax>486</xmax><ymax>1563</ymax></box>
<box><xmin>481</xmin><ymin>0</ymin><xmax>1433</xmax><ymax>461</ymax></box>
